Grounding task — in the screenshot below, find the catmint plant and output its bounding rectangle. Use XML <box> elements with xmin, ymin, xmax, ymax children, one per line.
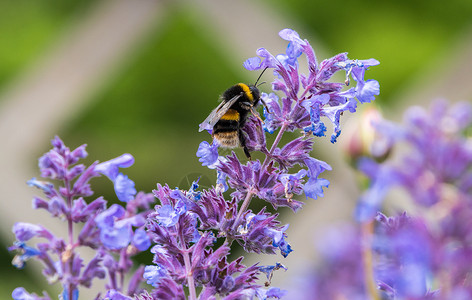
<box><xmin>10</xmin><ymin>28</ymin><xmax>380</xmax><ymax>299</ymax></box>
<box><xmin>10</xmin><ymin>137</ymin><xmax>153</xmax><ymax>300</ymax></box>
<box><xmin>359</xmin><ymin>100</ymin><xmax>472</xmax><ymax>299</ymax></box>
<box><xmin>294</xmin><ymin>100</ymin><xmax>472</xmax><ymax>299</ymax></box>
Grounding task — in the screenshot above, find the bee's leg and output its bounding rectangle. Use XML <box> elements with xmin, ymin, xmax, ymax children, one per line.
<box><xmin>241</xmin><ymin>102</ymin><xmax>265</xmax><ymax>124</ymax></box>
<box><xmin>249</xmin><ymin>106</ymin><xmax>265</xmax><ymax>124</ymax></box>
<box><xmin>260</xmin><ymin>98</ymin><xmax>271</xmax><ymax>114</ymax></box>
<box><xmin>239</xmin><ymin>129</ymin><xmax>252</xmax><ymax>160</ymax></box>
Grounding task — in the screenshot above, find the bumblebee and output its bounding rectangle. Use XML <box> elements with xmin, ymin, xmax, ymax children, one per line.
<box><xmin>199</xmin><ymin>72</ymin><xmax>266</xmax><ymax>159</ymax></box>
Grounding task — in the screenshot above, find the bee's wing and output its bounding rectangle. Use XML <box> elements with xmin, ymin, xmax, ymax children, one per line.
<box><xmin>198</xmin><ymin>94</ymin><xmax>241</xmax><ymax>132</ymax></box>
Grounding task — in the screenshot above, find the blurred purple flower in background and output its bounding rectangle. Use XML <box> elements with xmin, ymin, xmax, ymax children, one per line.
<box><xmin>294</xmin><ymin>100</ymin><xmax>472</xmax><ymax>299</ymax></box>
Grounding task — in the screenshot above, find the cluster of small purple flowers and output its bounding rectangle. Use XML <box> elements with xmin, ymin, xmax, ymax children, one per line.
<box><xmin>297</xmin><ymin>100</ymin><xmax>472</xmax><ymax>299</ymax></box>
<box><xmin>10</xmin><ymin>137</ymin><xmax>154</xmax><ymax>300</ymax></box>
<box><xmin>10</xmin><ymin>28</ymin><xmax>380</xmax><ymax>299</ymax></box>
<box><xmin>188</xmin><ymin>28</ymin><xmax>379</xmax><ymax>298</ymax></box>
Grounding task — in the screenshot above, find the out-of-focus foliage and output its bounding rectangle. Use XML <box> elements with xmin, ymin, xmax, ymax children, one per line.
<box><xmin>268</xmin><ymin>0</ymin><xmax>472</xmax><ymax>102</ymax></box>
<box><xmin>0</xmin><ymin>0</ymin><xmax>94</xmax><ymax>93</ymax></box>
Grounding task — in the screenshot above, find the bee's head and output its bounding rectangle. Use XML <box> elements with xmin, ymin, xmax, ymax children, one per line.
<box><xmin>249</xmin><ymin>85</ymin><xmax>261</xmax><ymax>105</ymax></box>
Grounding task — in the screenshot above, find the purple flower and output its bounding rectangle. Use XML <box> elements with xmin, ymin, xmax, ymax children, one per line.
<box><xmin>133</xmin><ymin>228</ymin><xmax>151</xmax><ymax>251</ymax></box>
<box><xmin>266</xmin><ymin>224</ymin><xmax>293</xmax><ymax>258</ymax></box>
<box><xmin>96</xmin><ymin>154</ymin><xmax>137</xmax><ymax>202</ymax></box>
<box><xmin>256</xmin><ymin>287</ymin><xmax>287</xmax><ymax>299</ymax></box>
<box><xmin>12</xmin><ymin>223</ymin><xmax>53</xmax><ymax>242</ymax></box>
<box><xmin>243</xmin><ymin>56</ymin><xmax>262</xmax><ymax>71</ymax></box>
<box><xmin>196</xmin><ymin>141</ymin><xmax>219</xmax><ymax>169</ymax></box>
<box><xmin>356</xmin><ymin>100</ymin><xmax>472</xmax><ymax>221</ymax></box>
<box><xmin>38</xmin><ymin>136</ymin><xmax>87</xmax><ymax>180</ymax></box>
<box><xmin>9</xmin><ymin>242</ymin><xmax>41</xmax><ymax>269</ymax></box>
<box><xmin>374</xmin><ymin>212</ymin><xmax>434</xmax><ymax>298</ymax></box>
<box><xmin>276</xmin><ymin>31</ymin><xmax>303</xmax><ymax>68</ymax></box>
<box><xmin>303</xmin><ymin>157</ymin><xmax>331</xmax><ymax>200</ymax></box>
<box><xmin>27</xmin><ymin>178</ymin><xmax>57</xmax><ymax>198</ymax></box>
<box><xmin>322</xmin><ymin>98</ymin><xmax>358</xmax><ymax>142</ymax></box>
<box><xmin>154</xmin><ymin>199</ymin><xmax>186</xmax><ymax>227</ymax></box>
<box><xmin>12</xmin><ymin>287</ymin><xmax>50</xmax><ymax>300</ymax></box>
<box><xmin>95</xmin><ymin>154</ymin><xmax>134</xmax><ymax>180</ymax></box>
<box><xmin>143</xmin><ymin>264</ymin><xmax>167</xmax><ymax>288</ymax></box>
<box><xmin>95</xmin><ymin>204</ymin><xmax>145</xmax><ymax>250</ymax></box>
<box><xmin>113</xmin><ymin>173</ymin><xmax>136</xmax><ymax>203</ymax></box>
<box><xmin>259</xmin><ymin>262</ymin><xmax>287</xmax><ymax>283</ymax></box>
<box><xmin>290</xmin><ymin>225</ymin><xmax>367</xmax><ymax>299</ymax></box>
<box><xmin>79</xmin><ymin>252</ymin><xmax>106</xmax><ymax>288</ymax></box>
<box><xmin>272</xmin><ymin>137</ymin><xmax>314</xmax><ymax>170</ymax></box>
<box><xmin>216</xmin><ymin>170</ymin><xmax>229</xmax><ymax>193</ymax></box>
<box><xmin>71</xmin><ymin>197</ymin><xmax>106</xmax><ymax>223</ymax></box>
<box><xmin>104</xmin><ymin>290</ymin><xmax>133</xmax><ymax>300</ymax></box>
<box><xmin>235</xmin><ymin>210</ymin><xmax>292</xmax><ymax>257</ymax></box>
<box><xmin>242</xmin><ymin>117</ymin><xmax>268</xmax><ymax>153</ymax></box>
<box><xmin>243</xmin><ymin>29</ymin><xmax>379</xmax><ymax>143</ymax></box>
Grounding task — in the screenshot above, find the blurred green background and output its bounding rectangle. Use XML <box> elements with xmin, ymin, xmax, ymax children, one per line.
<box><xmin>1</xmin><ymin>0</ymin><xmax>471</xmax><ymax>298</ymax></box>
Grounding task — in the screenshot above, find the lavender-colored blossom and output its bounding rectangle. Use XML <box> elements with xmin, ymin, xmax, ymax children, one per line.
<box><xmin>27</xmin><ymin>178</ymin><xmax>57</xmax><ymax>198</ymax></box>
<box><xmin>12</xmin><ymin>223</ymin><xmax>54</xmax><ymax>242</ymax></box>
<box><xmin>259</xmin><ymin>262</ymin><xmax>287</xmax><ymax>284</ymax></box>
<box><xmin>235</xmin><ymin>209</ymin><xmax>292</xmax><ymax>257</ymax></box>
<box><xmin>374</xmin><ymin>212</ymin><xmax>433</xmax><ymax>298</ymax></box>
<box><xmin>79</xmin><ymin>252</ymin><xmax>106</xmax><ymax>288</ymax></box>
<box><xmin>216</xmin><ymin>170</ymin><xmax>229</xmax><ymax>193</ymax></box>
<box><xmin>290</xmin><ymin>225</ymin><xmax>367</xmax><ymax>299</ymax></box>
<box><xmin>113</xmin><ymin>173</ymin><xmax>137</xmax><ymax>202</ymax></box>
<box><xmin>96</xmin><ymin>154</ymin><xmax>137</xmax><ymax>202</ymax></box>
<box><xmin>133</xmin><ymin>228</ymin><xmax>151</xmax><ymax>251</ymax></box>
<box><xmin>143</xmin><ymin>265</ymin><xmax>167</xmax><ymax>288</ymax></box>
<box><xmin>9</xmin><ymin>242</ymin><xmax>41</xmax><ymax>269</ymax></box>
<box><xmin>196</xmin><ymin>141</ymin><xmax>220</xmax><ymax>169</ymax></box>
<box><xmin>329</xmin><ymin>100</ymin><xmax>472</xmax><ymax>299</ymax></box>
<box><xmin>154</xmin><ymin>200</ymin><xmax>186</xmax><ymax>227</ymax></box>
<box><xmin>95</xmin><ymin>204</ymin><xmax>147</xmax><ymax>250</ymax></box>
<box><xmin>145</xmin><ymin>184</ymin><xmax>284</xmax><ymax>299</ymax></box>
<box><xmin>242</xmin><ymin>117</ymin><xmax>268</xmax><ymax>153</ymax></box>
<box><xmin>243</xmin><ymin>30</ymin><xmax>379</xmax><ymax>142</ymax></box>
<box><xmin>12</xmin><ymin>287</ymin><xmax>50</xmax><ymax>300</ymax></box>
<box><xmin>104</xmin><ymin>290</ymin><xmax>133</xmax><ymax>300</ymax></box>
<box><xmin>356</xmin><ymin>100</ymin><xmax>472</xmax><ymax>220</ymax></box>
<box><xmin>256</xmin><ymin>287</ymin><xmax>287</xmax><ymax>300</ymax></box>
<box><xmin>38</xmin><ymin>136</ymin><xmax>87</xmax><ymax>180</ymax></box>
<box><xmin>303</xmin><ymin>157</ymin><xmax>331</xmax><ymax>200</ymax></box>
<box><xmin>95</xmin><ymin>153</ymin><xmax>134</xmax><ymax>180</ymax></box>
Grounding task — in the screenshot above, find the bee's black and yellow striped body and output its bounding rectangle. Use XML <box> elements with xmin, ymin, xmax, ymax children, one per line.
<box><xmin>212</xmin><ymin>83</ymin><xmax>261</xmax><ymax>158</ymax></box>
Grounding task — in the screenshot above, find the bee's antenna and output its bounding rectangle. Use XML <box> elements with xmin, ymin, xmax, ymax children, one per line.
<box><xmin>254</xmin><ymin>67</ymin><xmax>268</xmax><ymax>86</ymax></box>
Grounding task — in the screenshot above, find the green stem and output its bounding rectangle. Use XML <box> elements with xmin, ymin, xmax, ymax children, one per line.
<box><xmin>361</xmin><ymin>221</ymin><xmax>380</xmax><ymax>300</ymax></box>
